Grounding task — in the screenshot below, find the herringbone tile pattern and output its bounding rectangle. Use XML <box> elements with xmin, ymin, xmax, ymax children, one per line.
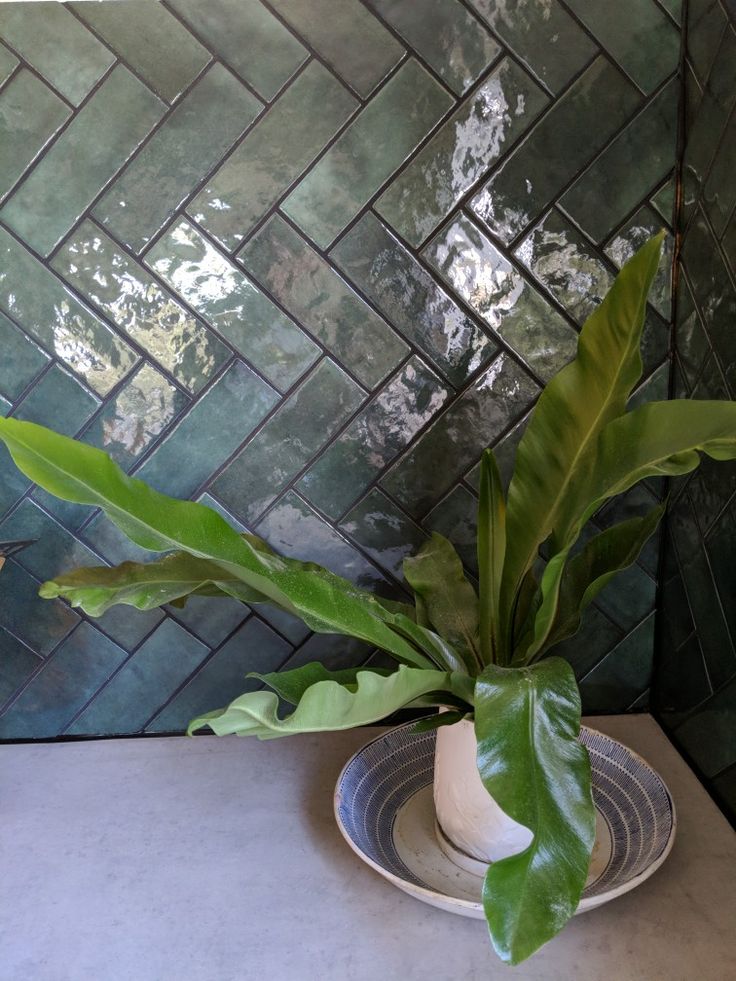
<box><xmin>0</xmin><ymin>0</ymin><xmax>680</xmax><ymax>737</ymax></box>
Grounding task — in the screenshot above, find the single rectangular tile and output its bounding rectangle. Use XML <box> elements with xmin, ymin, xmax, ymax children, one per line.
<box><xmin>381</xmin><ymin>353</ymin><xmax>539</xmax><ymax>517</ymax></box>
<box><xmin>0</xmin><ymin>622</ymin><xmax>129</xmax><ymax>739</ymax></box>
<box><xmin>0</xmin><ymin>498</ymin><xmax>100</xmax><ymax>583</ymax></box>
<box><xmin>0</xmin><ymin>42</ymin><xmax>18</xmax><ymax>86</ymax></box>
<box><xmin>70</xmin><ymin>0</ymin><xmax>210</xmax><ymax>103</ymax></box>
<box><xmin>1</xmin><ymin>66</ymin><xmax>166</xmax><ymax>256</ymax></box>
<box><xmin>425</xmin><ymin>213</ymin><xmax>578</xmax><ymax>380</ymax></box>
<box><xmin>0</xmin><ymin>311</ymin><xmax>49</xmax><ymax>401</ymax></box>
<box><xmin>187</xmin><ymin>62</ymin><xmax>357</xmax><ymax>250</ymax></box>
<box><xmin>238</xmin><ymin>215</ymin><xmax>407</xmax><ymax>389</ymax></box>
<box><xmin>167</xmin><ymin>0</ymin><xmax>307</xmax><ymax>100</ymax></box>
<box><xmin>0</xmin><ymin>626</ymin><xmax>40</xmax><ymax>706</ymax></box>
<box><xmin>81</xmin><ymin>363</ymin><xmax>189</xmax><ymax>471</ymax></box>
<box><xmin>560</xmin><ymin>80</ymin><xmax>679</xmax><ymax>242</ymax></box>
<box><xmin>367</xmin><ymin>0</ymin><xmax>499</xmax><ymax>95</ymax></box>
<box><xmin>331</xmin><ymin>212</ymin><xmax>496</xmax><ymax>386</ymax></box>
<box><xmin>268</xmin><ymin>0</ymin><xmax>403</xmax><ymax>97</ymax></box>
<box><xmin>66</xmin><ymin>619</ymin><xmax>209</xmax><ymax>735</ymax></box>
<box><xmin>340</xmin><ymin>488</ymin><xmax>429</xmax><ymax>582</ymax></box>
<box><xmin>0</xmin><ymin>560</ymin><xmax>79</xmax><ymax>656</ymax></box>
<box><xmin>52</xmin><ymin>221</ymin><xmax>230</xmax><ymax>394</ymax></box>
<box><xmin>212</xmin><ymin>359</ymin><xmax>365</xmax><ymax>524</ymax></box>
<box><xmin>134</xmin><ymin>359</ymin><xmax>279</xmax><ymax>499</ymax></box>
<box><xmin>0</xmin><ymin>226</ymin><xmax>139</xmax><ymax>396</ymax></box>
<box><xmin>0</xmin><ymin>69</ymin><xmax>70</xmax><ymax>199</ymax></box>
<box><xmin>14</xmin><ymin>364</ymin><xmax>99</xmax><ymax>436</ymax></box>
<box><xmin>94</xmin><ymin>65</ymin><xmax>261</xmax><ymax>253</ymax></box>
<box><xmin>299</xmin><ymin>356</ymin><xmax>450</xmax><ymax>519</ymax></box>
<box><xmin>471</xmin><ymin>57</ymin><xmax>641</xmax><ymax>244</ymax></box>
<box><xmin>0</xmin><ymin>1</ymin><xmax>114</xmax><ymax>105</ymax></box>
<box><xmin>468</xmin><ymin>0</ymin><xmax>596</xmax><ymax>93</ymax></box>
<box><xmin>376</xmin><ymin>58</ymin><xmax>548</xmax><ymax>246</ymax></box>
<box><xmin>565</xmin><ymin>0</ymin><xmax>681</xmax><ymax>94</ymax></box>
<box><xmin>147</xmin><ymin>219</ymin><xmax>318</xmax><ymax>391</ymax></box>
<box><xmin>282</xmin><ymin>59</ymin><xmax>453</xmax><ymax>248</ymax></box>
<box><xmin>605</xmin><ymin>206</ymin><xmax>674</xmax><ymax>319</ymax></box>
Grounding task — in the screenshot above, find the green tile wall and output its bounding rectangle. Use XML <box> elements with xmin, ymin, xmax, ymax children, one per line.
<box><xmin>0</xmin><ymin>0</ymin><xmax>681</xmax><ymax>739</ymax></box>
<box><xmin>653</xmin><ymin>0</ymin><xmax>736</xmax><ymax>825</ymax></box>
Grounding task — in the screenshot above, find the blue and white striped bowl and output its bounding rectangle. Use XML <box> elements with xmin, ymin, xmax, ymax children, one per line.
<box><xmin>334</xmin><ymin>722</ymin><xmax>676</xmax><ymax>918</ymax></box>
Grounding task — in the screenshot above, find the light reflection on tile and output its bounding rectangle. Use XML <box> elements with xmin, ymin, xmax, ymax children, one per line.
<box><xmin>340</xmin><ymin>488</ymin><xmax>429</xmax><ymax>582</ymax></box>
<box><xmin>605</xmin><ymin>206</ymin><xmax>674</xmax><ymax>319</ymax></box>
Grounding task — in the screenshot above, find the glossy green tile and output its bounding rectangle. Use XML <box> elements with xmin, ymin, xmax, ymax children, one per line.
<box><xmin>0</xmin><ymin>1</ymin><xmax>114</xmax><ymax>105</ymax></box>
<box><xmin>381</xmin><ymin>353</ymin><xmax>538</xmax><ymax>517</ymax></box>
<box><xmin>15</xmin><ymin>364</ymin><xmax>99</xmax><ymax>437</ymax></box>
<box><xmin>425</xmin><ymin>213</ymin><xmax>578</xmax><ymax>380</ymax></box>
<box><xmin>0</xmin><ymin>311</ymin><xmax>49</xmax><ymax>401</ymax></box>
<box><xmin>282</xmin><ymin>60</ymin><xmax>453</xmax><ymax>248</ymax></box>
<box><xmin>703</xmin><ymin>106</ymin><xmax>736</xmax><ymax>236</ymax></box>
<box><xmin>650</xmin><ymin>177</ymin><xmax>676</xmax><ymax>224</ymax></box>
<box><xmin>95</xmin><ymin>605</ymin><xmax>164</xmax><ymax>653</ymax></box>
<box><xmin>465</xmin><ymin>410</ymin><xmax>532</xmax><ymax>492</ymax></box>
<box><xmin>672</xmin><ymin>674</ymin><xmax>736</xmax><ymax>778</ymax></box>
<box><xmin>376</xmin><ymin>58</ymin><xmax>548</xmax><ymax>246</ymax></box>
<box><xmin>254</xmin><ymin>491</ymin><xmax>386</xmax><ymax>594</ymax></box>
<box><xmin>0</xmin><ymin>42</ymin><xmax>18</xmax><ymax>86</ymax></box>
<box><xmin>560</xmin><ymin>80</ymin><xmax>679</xmax><ymax>243</ymax></box>
<box><xmin>28</xmin><ymin>488</ymin><xmax>92</xmax><ymax>535</ymax></box>
<box><xmin>471</xmin><ymin>57</ymin><xmax>641</xmax><ymax>243</ymax></box>
<box><xmin>134</xmin><ymin>360</ymin><xmax>279</xmax><ymax>499</ymax></box>
<box><xmin>94</xmin><ymin>66</ymin><xmax>261</xmax><ymax>254</ymax></box>
<box><xmin>0</xmin><ymin>622</ymin><xmax>129</xmax><ymax>739</ymax></box>
<box><xmin>565</xmin><ymin>0</ymin><xmax>680</xmax><ymax>94</ymax></box>
<box><xmin>605</xmin><ymin>206</ymin><xmax>674</xmax><ymax>319</ymax></box>
<box><xmin>188</xmin><ymin>64</ymin><xmax>356</xmax><ymax>251</ymax></box>
<box><xmin>468</xmin><ymin>0</ymin><xmax>596</xmax><ymax>93</ymax></box>
<box><xmin>0</xmin><ymin>499</ymin><xmax>100</xmax><ymax>583</ymax></box>
<box><xmin>0</xmin><ymin>396</ymin><xmax>10</xmax><ymax>417</ymax></box>
<box><xmin>0</xmin><ymin>626</ymin><xmax>40</xmax><ymax>706</ymax></box>
<box><xmin>658</xmin><ymin>0</ymin><xmax>682</xmax><ymax>23</ymax></box>
<box><xmin>655</xmin><ymin>630</ymin><xmax>711</xmax><ymax>725</ymax></box>
<box><xmin>70</xmin><ymin>0</ymin><xmax>210</xmax><ymax>103</ymax></box>
<box><xmin>279</xmin><ymin>632</ymin><xmax>374</xmax><ymax>674</ymax></box>
<box><xmin>299</xmin><ymin>356</ymin><xmax>450</xmax><ymax>519</ymax></box>
<box><xmin>578</xmin><ymin>613</ymin><xmax>655</xmax><ymax>711</ymax></box>
<box><xmin>331</xmin><ymin>212</ymin><xmax>496</xmax><ymax>386</ymax></box>
<box><xmin>658</xmin><ymin>569</ymin><xmax>696</xmax><ymax>657</ymax></box>
<box><xmin>422</xmin><ymin>483</ymin><xmax>479</xmax><ymax>575</ymax></box>
<box><xmin>687</xmin><ymin>0</ymin><xmax>727</xmax><ymax>84</ymax></box>
<box><xmin>0</xmin><ymin>69</ymin><xmax>70</xmax><ymax>200</ymax></box>
<box><xmin>167</xmin><ymin>0</ymin><xmax>307</xmax><ymax>100</ymax></box>
<box><xmin>340</xmin><ymin>488</ymin><xmax>429</xmax><ymax>582</ymax></box>
<box><xmin>52</xmin><ymin>221</ymin><xmax>230</xmax><ymax>395</ymax></box>
<box><xmin>0</xmin><ymin>443</ymin><xmax>30</xmax><ymax>519</ymax></box>
<box><xmin>596</xmin><ymin>563</ymin><xmax>657</xmax><ymax>632</ymax></box>
<box><xmin>680</xmin><ymin>540</ymin><xmax>735</xmax><ymax>689</ymax></box>
<box><xmin>1</xmin><ymin>66</ymin><xmax>165</xmax><ymax>257</ymax></box>
<box><xmin>66</xmin><ymin>618</ymin><xmax>209</xmax><ymax>735</ymax></box>
<box><xmin>705</xmin><ymin>501</ymin><xmax>736</xmax><ymax>627</ymax></box>
<box><xmin>367</xmin><ymin>0</ymin><xmax>498</xmax><ymax>95</ymax></box>
<box><xmin>168</xmin><ymin>594</ymin><xmax>249</xmax><ymax>649</ymax></box>
<box><xmin>628</xmin><ymin>361</ymin><xmax>670</xmax><ymax>414</ymax></box>
<box><xmin>212</xmin><ymin>359</ymin><xmax>365</xmax><ymax>524</ymax></box>
<box><xmin>253</xmin><ymin>606</ymin><xmax>311</xmax><ymax>647</ymax></box>
<box><xmin>147</xmin><ymin>219</ymin><xmax>317</xmax><ymax>392</ymax></box>
<box><xmin>0</xmin><ymin>560</ymin><xmax>78</xmax><ymax>656</ymax></box>
<box><xmin>239</xmin><ymin>215</ymin><xmax>407</xmax><ymax>389</ymax></box>
<box><xmin>82</xmin><ymin>363</ymin><xmax>188</xmax><ymax>471</ymax></box>
<box><xmin>550</xmin><ymin>605</ymin><xmax>626</xmax><ymax>682</ymax></box>
<box><xmin>0</xmin><ymin>226</ymin><xmax>139</xmax><ymax>396</ymax></box>
<box><xmin>147</xmin><ymin>617</ymin><xmax>291</xmax><ymax>733</ymax></box>
<box><xmin>81</xmin><ymin>511</ymin><xmax>160</xmax><ymax>567</ymax></box>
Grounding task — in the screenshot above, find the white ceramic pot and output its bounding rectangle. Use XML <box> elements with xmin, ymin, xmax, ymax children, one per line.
<box><xmin>433</xmin><ymin>718</ymin><xmax>533</xmax><ymax>873</ymax></box>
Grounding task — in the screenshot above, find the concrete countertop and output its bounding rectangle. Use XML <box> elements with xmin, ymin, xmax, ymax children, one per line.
<box><xmin>1</xmin><ymin>715</ymin><xmax>735</xmax><ymax>980</ymax></box>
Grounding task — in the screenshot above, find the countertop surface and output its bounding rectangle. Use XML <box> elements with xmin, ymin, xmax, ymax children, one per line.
<box><xmin>1</xmin><ymin>715</ymin><xmax>735</xmax><ymax>981</ymax></box>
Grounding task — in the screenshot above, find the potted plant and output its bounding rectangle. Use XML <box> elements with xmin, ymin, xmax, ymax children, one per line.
<box><xmin>1</xmin><ymin>233</ymin><xmax>735</xmax><ymax>964</ymax></box>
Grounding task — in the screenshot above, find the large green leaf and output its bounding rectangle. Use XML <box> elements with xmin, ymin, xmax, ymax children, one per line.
<box><xmin>249</xmin><ymin>662</ymin><xmax>392</xmax><ymax>706</ymax></box>
<box><xmin>403</xmin><ymin>533</ymin><xmax>481</xmax><ymax>674</ymax></box>
<box><xmin>0</xmin><ymin>418</ymin><xmax>435</xmax><ymax>669</ymax></box>
<box><xmin>475</xmin><ymin>658</ymin><xmax>595</xmax><ymax>965</ymax></box>
<box><xmin>499</xmin><ymin>233</ymin><xmax>664</xmax><ymax>647</ymax></box>
<box><xmin>477</xmin><ymin>448</ymin><xmax>507</xmax><ymax>665</ymax></box>
<box><xmin>188</xmin><ymin>665</ymin><xmax>463</xmax><ymax>738</ymax></box>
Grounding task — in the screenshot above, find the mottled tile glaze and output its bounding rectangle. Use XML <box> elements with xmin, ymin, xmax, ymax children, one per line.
<box><xmin>0</xmin><ymin>498</ymin><xmax>100</xmax><ymax>586</ymax></box>
<box><xmin>1</xmin><ymin>67</ymin><xmax>165</xmax><ymax>256</ymax></box>
<box><xmin>211</xmin><ymin>359</ymin><xmax>365</xmax><ymax>524</ymax></box>
<box><xmin>471</xmin><ymin>57</ymin><xmax>641</xmax><ymax>243</ymax></box>
<box><xmin>425</xmin><ymin>213</ymin><xmax>578</xmax><ymax>380</ymax></box>
<box><xmin>165</xmin><ymin>594</ymin><xmax>249</xmax><ymax>649</ymax></box>
<box><xmin>167</xmin><ymin>0</ymin><xmax>307</xmax><ymax>100</ymax></box>
<box><xmin>0</xmin><ymin>560</ymin><xmax>78</xmax><ymax>656</ymax></box>
<box><xmin>579</xmin><ymin>615</ymin><xmax>656</xmax><ymax>712</ymax></box>
<box><xmin>53</xmin><ymin>221</ymin><xmax>230</xmax><ymax>394</ymax></box>
<box><xmin>703</xmin><ymin>105</ymin><xmax>736</xmax><ymax>235</ymax></box>
<box><xmin>468</xmin><ymin>0</ymin><xmax>596</xmax><ymax>93</ymax></box>
<box><xmin>0</xmin><ymin>311</ymin><xmax>49</xmax><ymax>402</ymax></box>
<box><xmin>269</xmin><ymin>0</ymin><xmax>403</xmax><ymax>98</ymax></box>
<box><xmin>367</xmin><ymin>0</ymin><xmax>499</xmax><ymax>95</ymax></box>
<box><xmin>340</xmin><ymin>488</ymin><xmax>429</xmax><ymax>582</ymax></box>
<box><xmin>605</xmin><ymin>206</ymin><xmax>674</xmax><ymax>319</ymax></box>
<box><xmin>94</xmin><ymin>66</ymin><xmax>261</xmax><ymax>254</ymax></box>
<box><xmin>687</xmin><ymin>0</ymin><xmax>727</xmax><ymax>84</ymax></box>
<box><xmin>0</xmin><ymin>1</ymin><xmax>114</xmax><ymax>105</ymax></box>
<box><xmin>651</xmin><ymin>178</ymin><xmax>677</xmax><ymax>224</ymax></box>
<box><xmin>422</xmin><ymin>483</ymin><xmax>479</xmax><ymax>575</ymax></box>
<box><xmin>0</xmin><ymin>627</ymin><xmax>40</xmax><ymax>707</ymax></box>
<box><xmin>0</xmin><ymin>69</ymin><xmax>70</xmax><ymax>200</ymax></box>
<box><xmin>14</xmin><ymin>364</ymin><xmax>99</xmax><ymax>436</ymax></box>
<box><xmin>376</xmin><ymin>58</ymin><xmax>548</xmax><ymax>246</ymax></box>
<box><xmin>188</xmin><ymin>62</ymin><xmax>357</xmax><ymax>250</ymax></box>
<box><xmin>95</xmin><ymin>605</ymin><xmax>164</xmax><ymax>653</ymax></box>
<box><xmin>134</xmin><ymin>360</ymin><xmax>279</xmax><ymax>499</ymax></box>
<box><xmin>331</xmin><ymin>212</ymin><xmax>495</xmax><ymax>386</ymax></box>
<box><xmin>298</xmin><ymin>356</ymin><xmax>450</xmax><ymax>519</ymax></box>
<box><xmin>239</xmin><ymin>215</ymin><xmax>407</xmax><ymax>389</ymax></box>
<box><xmin>0</xmin><ymin>43</ymin><xmax>18</xmax><ymax>86</ymax></box>
<box><xmin>282</xmin><ymin>60</ymin><xmax>453</xmax><ymax>247</ymax></box>
<box><xmin>70</xmin><ymin>0</ymin><xmax>211</xmax><ymax>103</ymax></box>
<box><xmin>147</xmin><ymin>219</ymin><xmax>317</xmax><ymax>391</ymax></box>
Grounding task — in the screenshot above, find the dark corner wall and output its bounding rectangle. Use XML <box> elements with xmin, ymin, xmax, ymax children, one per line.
<box><xmin>0</xmin><ymin>0</ymin><xmax>683</xmax><ymax>739</ymax></box>
<box><xmin>654</xmin><ymin>0</ymin><xmax>736</xmax><ymax>824</ymax></box>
